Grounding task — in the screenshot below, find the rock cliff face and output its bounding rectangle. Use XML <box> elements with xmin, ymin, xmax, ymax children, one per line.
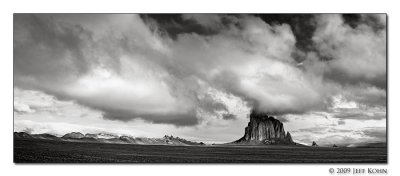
<box><xmin>234</xmin><ymin>110</ymin><xmax>295</xmax><ymax>145</ymax></box>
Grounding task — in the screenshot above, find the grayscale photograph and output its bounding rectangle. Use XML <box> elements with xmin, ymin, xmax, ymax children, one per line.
<box><xmin>13</xmin><ymin>14</ymin><xmax>387</xmax><ymax>163</ymax></box>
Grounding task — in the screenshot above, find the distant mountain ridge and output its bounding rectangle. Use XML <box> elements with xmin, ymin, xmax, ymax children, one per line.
<box><xmin>14</xmin><ymin>132</ymin><xmax>205</xmax><ymax>146</ymax></box>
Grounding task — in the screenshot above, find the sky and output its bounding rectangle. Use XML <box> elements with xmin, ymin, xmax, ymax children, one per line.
<box><xmin>13</xmin><ymin>14</ymin><xmax>387</xmax><ymax>146</ymax></box>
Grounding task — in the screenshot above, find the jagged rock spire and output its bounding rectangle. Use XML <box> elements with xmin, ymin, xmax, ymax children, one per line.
<box><xmin>312</xmin><ymin>141</ymin><xmax>318</xmax><ymax>147</ymax></box>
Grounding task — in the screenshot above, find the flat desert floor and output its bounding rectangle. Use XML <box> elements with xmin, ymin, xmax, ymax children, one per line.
<box><xmin>14</xmin><ymin>139</ymin><xmax>387</xmax><ymax>163</ymax></box>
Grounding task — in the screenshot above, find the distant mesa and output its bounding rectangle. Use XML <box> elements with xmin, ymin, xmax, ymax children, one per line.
<box><xmin>163</xmin><ymin>135</ymin><xmax>205</xmax><ymax>146</ymax></box>
<box><xmin>32</xmin><ymin>133</ymin><xmax>60</xmax><ymax>140</ymax></box>
<box><xmin>84</xmin><ymin>133</ymin><xmax>97</xmax><ymax>138</ymax></box>
<box><xmin>62</xmin><ymin>132</ymin><xmax>84</xmax><ymax>139</ymax></box>
<box><xmin>312</xmin><ymin>141</ymin><xmax>318</xmax><ymax>147</ymax></box>
<box><xmin>14</xmin><ymin>132</ymin><xmax>33</xmax><ymax>139</ymax></box>
<box><xmin>232</xmin><ymin>109</ymin><xmax>295</xmax><ymax>145</ymax></box>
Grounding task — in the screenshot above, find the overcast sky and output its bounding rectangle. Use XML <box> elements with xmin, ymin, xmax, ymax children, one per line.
<box><xmin>13</xmin><ymin>14</ymin><xmax>386</xmax><ymax>146</ymax></box>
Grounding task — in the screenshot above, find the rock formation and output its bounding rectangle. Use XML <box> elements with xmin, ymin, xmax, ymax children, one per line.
<box><xmin>62</xmin><ymin>132</ymin><xmax>84</xmax><ymax>139</ymax></box>
<box><xmin>233</xmin><ymin>110</ymin><xmax>295</xmax><ymax>145</ymax></box>
<box><xmin>14</xmin><ymin>132</ymin><xmax>33</xmax><ymax>139</ymax></box>
<box><xmin>312</xmin><ymin>141</ymin><xmax>318</xmax><ymax>147</ymax></box>
<box><xmin>32</xmin><ymin>133</ymin><xmax>60</xmax><ymax>140</ymax></box>
<box><xmin>163</xmin><ymin>135</ymin><xmax>205</xmax><ymax>145</ymax></box>
<box><xmin>84</xmin><ymin>133</ymin><xmax>98</xmax><ymax>138</ymax></box>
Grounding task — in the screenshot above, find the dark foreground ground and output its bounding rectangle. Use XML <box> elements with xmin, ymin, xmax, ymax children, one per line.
<box><xmin>14</xmin><ymin>138</ymin><xmax>387</xmax><ymax>163</ymax></box>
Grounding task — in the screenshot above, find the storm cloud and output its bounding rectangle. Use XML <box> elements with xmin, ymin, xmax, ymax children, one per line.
<box><xmin>14</xmin><ymin>14</ymin><xmax>386</xmax><ymax>126</ymax></box>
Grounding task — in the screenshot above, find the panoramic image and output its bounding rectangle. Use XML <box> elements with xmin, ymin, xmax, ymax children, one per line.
<box><xmin>13</xmin><ymin>14</ymin><xmax>387</xmax><ymax>163</ymax></box>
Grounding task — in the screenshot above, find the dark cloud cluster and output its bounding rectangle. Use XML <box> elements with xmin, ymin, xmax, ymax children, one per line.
<box><xmin>222</xmin><ymin>113</ymin><xmax>236</xmax><ymax>120</ymax></box>
<box><xmin>14</xmin><ymin>14</ymin><xmax>386</xmax><ymax>126</ymax></box>
<box><xmin>14</xmin><ymin>15</ymin><xmax>92</xmax><ymax>86</ymax></box>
